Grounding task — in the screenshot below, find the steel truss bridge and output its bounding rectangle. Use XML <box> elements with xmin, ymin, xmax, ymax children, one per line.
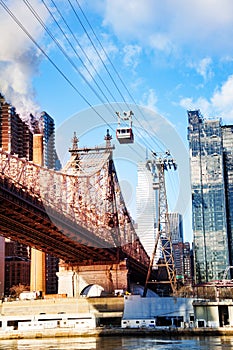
<box><xmin>0</xmin><ymin>139</ymin><xmax>150</xmax><ymax>281</ymax></box>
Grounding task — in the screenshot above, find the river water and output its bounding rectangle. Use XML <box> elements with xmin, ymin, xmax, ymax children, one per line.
<box><xmin>1</xmin><ymin>336</ymin><xmax>233</xmax><ymax>350</ymax></box>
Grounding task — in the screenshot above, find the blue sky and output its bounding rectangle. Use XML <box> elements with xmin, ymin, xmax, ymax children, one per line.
<box><xmin>1</xmin><ymin>0</ymin><xmax>233</xmax><ymax>242</ymax></box>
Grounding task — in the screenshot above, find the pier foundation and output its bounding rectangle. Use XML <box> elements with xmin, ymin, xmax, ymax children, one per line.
<box><xmin>57</xmin><ymin>260</ymin><xmax>129</xmax><ymax>297</ymax></box>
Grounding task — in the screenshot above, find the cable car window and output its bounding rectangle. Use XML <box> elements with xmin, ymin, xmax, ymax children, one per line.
<box><xmin>116</xmin><ymin>111</ymin><xmax>134</xmax><ymax>144</ymax></box>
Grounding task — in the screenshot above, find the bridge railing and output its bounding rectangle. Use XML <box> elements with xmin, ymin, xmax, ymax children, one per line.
<box><xmin>0</xmin><ymin>150</ymin><xmax>116</xmax><ymax>245</ymax></box>
<box><xmin>0</xmin><ymin>149</ymin><xmax>149</xmax><ymax>268</ymax></box>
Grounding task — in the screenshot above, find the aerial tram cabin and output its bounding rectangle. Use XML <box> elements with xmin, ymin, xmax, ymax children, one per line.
<box><xmin>116</xmin><ymin>111</ymin><xmax>134</xmax><ymax>144</ymax></box>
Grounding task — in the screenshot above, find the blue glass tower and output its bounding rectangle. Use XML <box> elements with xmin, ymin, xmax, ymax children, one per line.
<box><xmin>188</xmin><ymin>110</ymin><xmax>230</xmax><ymax>283</ymax></box>
<box><xmin>39</xmin><ymin>111</ymin><xmax>60</xmax><ymax>294</ymax></box>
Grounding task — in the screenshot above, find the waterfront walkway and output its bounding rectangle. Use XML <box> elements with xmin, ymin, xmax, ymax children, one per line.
<box><xmin>1</xmin><ymin>326</ymin><xmax>233</xmax><ymax>340</ymax></box>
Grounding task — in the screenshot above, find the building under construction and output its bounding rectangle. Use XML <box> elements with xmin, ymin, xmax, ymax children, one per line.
<box><xmin>188</xmin><ymin>110</ymin><xmax>233</xmax><ymax>284</ymax></box>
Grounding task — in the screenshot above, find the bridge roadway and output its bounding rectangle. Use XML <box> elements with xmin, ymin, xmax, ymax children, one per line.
<box><xmin>0</xmin><ymin>148</ymin><xmax>150</xmax><ymax>284</ymax></box>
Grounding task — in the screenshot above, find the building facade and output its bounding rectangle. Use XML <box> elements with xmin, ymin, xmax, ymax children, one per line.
<box><xmin>122</xmin><ymin>295</ymin><xmax>194</xmax><ymax>328</ymax></box>
<box><xmin>0</xmin><ymin>94</ymin><xmax>33</xmax><ymax>159</ymax></box>
<box><xmin>183</xmin><ymin>242</ymin><xmax>193</xmax><ymax>285</ymax></box>
<box><xmin>168</xmin><ymin>212</ymin><xmax>193</xmax><ymax>285</ymax></box>
<box><xmin>0</xmin><ymin>237</ymin><xmax>5</xmax><ymax>297</ymax></box>
<box><xmin>0</xmin><ymin>94</ymin><xmax>33</xmax><ymax>295</ymax></box>
<box><xmin>40</xmin><ymin>111</ymin><xmax>56</xmax><ymax>169</ymax></box>
<box><xmin>136</xmin><ymin>161</ymin><xmax>161</xmax><ymax>263</ymax></box>
<box><xmin>39</xmin><ymin>111</ymin><xmax>60</xmax><ymax>294</ymax></box>
<box><xmin>4</xmin><ymin>240</ymin><xmax>30</xmax><ymax>295</ymax></box>
<box><xmin>222</xmin><ymin>126</ymin><xmax>233</xmax><ymax>269</ymax></box>
<box><xmin>188</xmin><ymin>110</ymin><xmax>231</xmax><ymax>283</ymax></box>
<box><xmin>172</xmin><ymin>241</ymin><xmax>193</xmax><ymax>285</ymax></box>
<box><xmin>169</xmin><ymin>212</ymin><xmax>184</xmax><ymax>243</ymax></box>
<box><xmin>0</xmin><ymin>95</ymin><xmax>60</xmax><ymax>295</ymax></box>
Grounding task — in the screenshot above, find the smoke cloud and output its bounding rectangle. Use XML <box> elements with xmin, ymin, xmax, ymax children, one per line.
<box><xmin>0</xmin><ymin>0</ymin><xmax>49</xmax><ymax>119</ymax></box>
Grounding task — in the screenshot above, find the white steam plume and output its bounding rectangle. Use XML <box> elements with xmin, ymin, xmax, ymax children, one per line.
<box><xmin>0</xmin><ymin>0</ymin><xmax>49</xmax><ymax>119</ymax></box>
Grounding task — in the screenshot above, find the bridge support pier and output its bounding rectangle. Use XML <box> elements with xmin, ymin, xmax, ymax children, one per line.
<box><xmin>57</xmin><ymin>260</ymin><xmax>129</xmax><ymax>297</ymax></box>
<box><xmin>30</xmin><ymin>134</ymin><xmax>46</xmax><ymax>295</ymax></box>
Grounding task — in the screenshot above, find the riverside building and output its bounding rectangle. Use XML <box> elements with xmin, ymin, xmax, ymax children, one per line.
<box><xmin>0</xmin><ymin>94</ymin><xmax>60</xmax><ymax>296</ymax></box>
<box><xmin>0</xmin><ymin>94</ymin><xmax>33</xmax><ymax>295</ymax></box>
<box><xmin>188</xmin><ymin>110</ymin><xmax>233</xmax><ymax>283</ymax></box>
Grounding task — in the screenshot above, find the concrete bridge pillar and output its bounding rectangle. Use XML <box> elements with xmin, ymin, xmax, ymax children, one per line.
<box><xmin>57</xmin><ymin>260</ymin><xmax>129</xmax><ymax>297</ymax></box>
<box><xmin>56</xmin><ymin>270</ymin><xmax>76</xmax><ymax>297</ymax></box>
<box><xmin>30</xmin><ymin>134</ymin><xmax>46</xmax><ymax>294</ymax></box>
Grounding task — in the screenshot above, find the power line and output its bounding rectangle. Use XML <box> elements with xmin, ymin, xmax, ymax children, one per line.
<box><xmin>64</xmin><ymin>0</ymin><xmax>157</xmax><ymax>151</ymax></box>
<box><xmin>22</xmin><ymin>0</ymin><xmax>116</xmax><ymax>118</ymax></box>
<box><xmin>41</xmin><ymin>0</ymin><xmax>123</xmax><ymax>115</ymax></box>
<box><xmin>0</xmin><ymin>0</ymin><xmax>148</xmax><ymax>164</ymax></box>
<box><xmin>23</xmin><ymin>0</ymin><xmax>155</xmax><ymax>156</ymax></box>
<box><xmin>75</xmin><ymin>0</ymin><xmax>165</xmax><ymax>153</ymax></box>
<box><xmin>0</xmin><ymin>1</ymin><xmax>183</xmax><ymax>224</ymax></box>
<box><xmin>69</xmin><ymin>0</ymin><xmax>132</xmax><ymax>110</ymax></box>
<box><xmin>1</xmin><ymin>1</ymin><xmax>171</xmax><ymax>159</ymax></box>
<box><xmin>0</xmin><ymin>0</ymin><xmax>114</xmax><ymax>132</ymax></box>
<box><xmin>23</xmin><ymin>0</ymin><xmax>162</xmax><ymax>154</ymax></box>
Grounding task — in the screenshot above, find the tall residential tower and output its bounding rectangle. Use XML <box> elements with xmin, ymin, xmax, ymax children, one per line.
<box><xmin>136</xmin><ymin>161</ymin><xmax>161</xmax><ymax>263</ymax></box>
<box><xmin>188</xmin><ymin>110</ymin><xmax>232</xmax><ymax>283</ymax></box>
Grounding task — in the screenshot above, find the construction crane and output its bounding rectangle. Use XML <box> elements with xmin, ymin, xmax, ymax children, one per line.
<box><xmin>143</xmin><ymin>151</ymin><xmax>177</xmax><ymax>297</ymax></box>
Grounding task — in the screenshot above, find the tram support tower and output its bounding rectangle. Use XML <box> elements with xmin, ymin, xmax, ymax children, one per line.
<box><xmin>143</xmin><ymin>151</ymin><xmax>177</xmax><ymax>297</ymax></box>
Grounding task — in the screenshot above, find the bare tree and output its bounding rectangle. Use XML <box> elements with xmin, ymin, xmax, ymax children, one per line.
<box><xmin>9</xmin><ymin>284</ymin><xmax>30</xmax><ymax>299</ymax></box>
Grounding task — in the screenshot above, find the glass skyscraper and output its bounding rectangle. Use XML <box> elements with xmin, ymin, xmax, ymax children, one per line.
<box><xmin>188</xmin><ymin>110</ymin><xmax>233</xmax><ymax>283</ymax></box>
<box><xmin>136</xmin><ymin>161</ymin><xmax>162</xmax><ymax>264</ymax></box>
<box><xmin>136</xmin><ymin>162</ymin><xmax>157</xmax><ymax>259</ymax></box>
<box><xmin>168</xmin><ymin>212</ymin><xmax>184</xmax><ymax>243</ymax></box>
<box><xmin>222</xmin><ymin>126</ymin><xmax>233</xmax><ymax>269</ymax></box>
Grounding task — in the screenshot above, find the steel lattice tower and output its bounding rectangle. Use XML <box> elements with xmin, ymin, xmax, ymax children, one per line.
<box><xmin>143</xmin><ymin>152</ymin><xmax>177</xmax><ymax>296</ymax></box>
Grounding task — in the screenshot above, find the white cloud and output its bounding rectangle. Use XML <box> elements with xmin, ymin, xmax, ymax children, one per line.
<box><xmin>101</xmin><ymin>0</ymin><xmax>233</xmax><ymax>56</ymax></box>
<box><xmin>148</xmin><ymin>33</ymin><xmax>173</xmax><ymax>53</ymax></box>
<box><xmin>180</xmin><ymin>97</ymin><xmax>211</xmax><ymax>117</ymax></box>
<box><xmin>180</xmin><ymin>75</ymin><xmax>233</xmax><ymax>121</ymax></box>
<box><xmin>189</xmin><ymin>57</ymin><xmax>213</xmax><ymax>81</ymax></box>
<box><xmin>103</xmin><ymin>0</ymin><xmax>157</xmax><ymax>41</ymax></box>
<box><xmin>78</xmin><ymin>33</ymin><xmax>118</xmax><ymax>82</ymax></box>
<box><xmin>0</xmin><ymin>0</ymin><xmax>48</xmax><ymax>117</ymax></box>
<box><xmin>211</xmin><ymin>75</ymin><xmax>233</xmax><ymax>118</ymax></box>
<box><xmin>140</xmin><ymin>89</ymin><xmax>158</xmax><ymax>111</ymax></box>
<box><xmin>123</xmin><ymin>45</ymin><xmax>142</xmax><ymax>69</ymax></box>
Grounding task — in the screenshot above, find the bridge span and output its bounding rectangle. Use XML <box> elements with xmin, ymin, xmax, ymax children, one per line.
<box><xmin>0</xmin><ymin>136</ymin><xmax>152</xmax><ymax>295</ymax></box>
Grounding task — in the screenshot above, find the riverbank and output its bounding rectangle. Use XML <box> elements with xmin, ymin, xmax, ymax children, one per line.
<box><xmin>1</xmin><ymin>326</ymin><xmax>233</xmax><ymax>340</ymax></box>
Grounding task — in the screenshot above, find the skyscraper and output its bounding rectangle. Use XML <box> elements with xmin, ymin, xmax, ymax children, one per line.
<box><xmin>0</xmin><ymin>95</ymin><xmax>60</xmax><ymax>295</ymax></box>
<box><xmin>0</xmin><ymin>94</ymin><xmax>33</xmax><ymax>159</ymax></box>
<box><xmin>136</xmin><ymin>161</ymin><xmax>161</xmax><ymax>264</ymax></box>
<box><xmin>0</xmin><ymin>94</ymin><xmax>32</xmax><ymax>295</ymax></box>
<box><xmin>168</xmin><ymin>212</ymin><xmax>184</xmax><ymax>243</ymax></box>
<box><xmin>40</xmin><ymin>111</ymin><xmax>56</xmax><ymax>169</ymax></box>
<box><xmin>222</xmin><ymin>126</ymin><xmax>233</xmax><ymax>269</ymax></box>
<box><xmin>188</xmin><ymin>110</ymin><xmax>230</xmax><ymax>283</ymax></box>
<box><xmin>39</xmin><ymin>111</ymin><xmax>60</xmax><ymax>294</ymax></box>
<box><xmin>136</xmin><ymin>162</ymin><xmax>156</xmax><ymax>258</ymax></box>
